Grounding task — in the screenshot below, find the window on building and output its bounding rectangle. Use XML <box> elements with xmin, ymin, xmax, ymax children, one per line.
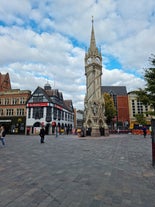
<box><xmin>46</xmin><ymin>106</ymin><xmax>52</xmax><ymax>122</ymax></box>
<box><xmin>6</xmin><ymin>109</ymin><xmax>14</xmax><ymax>116</ymax></box>
<box><xmin>0</xmin><ymin>109</ymin><xmax>3</xmax><ymax>116</ymax></box>
<box><xmin>5</xmin><ymin>98</ymin><xmax>10</xmax><ymax>105</ymax></box>
<box><xmin>65</xmin><ymin>112</ymin><xmax>67</xmax><ymax>121</ymax></box>
<box><xmin>17</xmin><ymin>108</ymin><xmax>24</xmax><ymax>116</ymax></box>
<box><xmin>53</xmin><ymin>107</ymin><xmax>57</xmax><ymax>120</ymax></box>
<box><xmin>69</xmin><ymin>113</ymin><xmax>71</xmax><ymax>122</ymax></box>
<box><xmin>132</xmin><ymin>100</ymin><xmax>135</xmax><ymax>116</ymax></box>
<box><xmin>12</xmin><ymin>98</ymin><xmax>18</xmax><ymax>105</ymax></box>
<box><xmin>68</xmin><ymin>113</ymin><xmax>70</xmax><ymax>122</ymax></box>
<box><xmin>33</xmin><ymin>107</ymin><xmax>43</xmax><ymax>119</ymax></box>
<box><xmin>62</xmin><ymin>111</ymin><xmax>64</xmax><ymax>120</ymax></box>
<box><xmin>20</xmin><ymin>97</ymin><xmax>25</xmax><ymax>104</ymax></box>
<box><xmin>33</xmin><ymin>96</ymin><xmax>43</xmax><ymax>103</ymax></box>
<box><xmin>28</xmin><ymin>108</ymin><xmax>31</xmax><ymax>118</ymax></box>
<box><xmin>0</xmin><ymin>98</ymin><xmax>3</xmax><ymax>105</ymax></box>
<box><xmin>58</xmin><ymin>109</ymin><xmax>61</xmax><ymax>120</ymax></box>
<box><xmin>71</xmin><ymin>114</ymin><xmax>74</xmax><ymax>122</ymax></box>
<box><xmin>137</xmin><ymin>100</ymin><xmax>143</xmax><ymax>114</ymax></box>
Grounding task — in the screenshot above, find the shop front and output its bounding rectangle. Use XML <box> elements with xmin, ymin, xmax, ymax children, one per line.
<box><xmin>0</xmin><ymin>117</ymin><xmax>26</xmax><ymax>134</ymax></box>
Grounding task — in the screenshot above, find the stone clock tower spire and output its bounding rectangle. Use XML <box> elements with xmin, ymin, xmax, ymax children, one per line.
<box><xmin>84</xmin><ymin>17</ymin><xmax>109</xmax><ymax>136</ymax></box>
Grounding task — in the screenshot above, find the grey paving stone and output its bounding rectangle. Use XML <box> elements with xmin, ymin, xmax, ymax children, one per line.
<box><xmin>0</xmin><ymin>134</ymin><xmax>155</xmax><ymax>207</ymax></box>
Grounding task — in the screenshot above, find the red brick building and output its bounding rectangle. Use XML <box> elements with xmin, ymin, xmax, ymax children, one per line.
<box><xmin>0</xmin><ymin>73</ymin><xmax>11</xmax><ymax>92</ymax></box>
<box><xmin>0</xmin><ymin>73</ymin><xmax>31</xmax><ymax>134</ymax></box>
<box><xmin>102</xmin><ymin>86</ymin><xmax>129</xmax><ymax>129</ymax></box>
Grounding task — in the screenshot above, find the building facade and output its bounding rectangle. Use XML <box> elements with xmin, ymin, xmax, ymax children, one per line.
<box><xmin>26</xmin><ymin>83</ymin><xmax>74</xmax><ymax>135</ymax></box>
<box><xmin>76</xmin><ymin>110</ymin><xmax>84</xmax><ymax>129</ymax></box>
<box><xmin>128</xmin><ymin>91</ymin><xmax>152</xmax><ymax>128</ymax></box>
<box><xmin>102</xmin><ymin>86</ymin><xmax>130</xmax><ymax>129</ymax></box>
<box><xmin>0</xmin><ymin>89</ymin><xmax>31</xmax><ymax>134</ymax></box>
<box><xmin>84</xmin><ymin>18</ymin><xmax>108</xmax><ymax>136</ymax></box>
<box><xmin>0</xmin><ymin>73</ymin><xmax>11</xmax><ymax>92</ymax></box>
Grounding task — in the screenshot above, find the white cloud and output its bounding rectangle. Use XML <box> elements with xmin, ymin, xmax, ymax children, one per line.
<box><xmin>0</xmin><ymin>0</ymin><xmax>154</xmax><ymax>109</ymax></box>
<box><xmin>102</xmin><ymin>68</ymin><xmax>145</xmax><ymax>92</ymax></box>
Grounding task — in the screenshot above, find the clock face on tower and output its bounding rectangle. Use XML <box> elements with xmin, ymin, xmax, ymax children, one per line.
<box><xmin>95</xmin><ymin>57</ymin><xmax>100</xmax><ymax>63</ymax></box>
<box><xmin>87</xmin><ymin>57</ymin><xmax>92</xmax><ymax>64</ymax></box>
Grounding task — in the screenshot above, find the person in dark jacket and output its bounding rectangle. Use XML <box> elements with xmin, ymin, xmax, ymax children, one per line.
<box><xmin>39</xmin><ymin>126</ymin><xmax>46</xmax><ymax>143</ymax></box>
<box><xmin>142</xmin><ymin>126</ymin><xmax>147</xmax><ymax>138</ymax></box>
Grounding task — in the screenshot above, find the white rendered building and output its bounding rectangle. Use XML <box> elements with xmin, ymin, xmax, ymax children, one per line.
<box><xmin>26</xmin><ymin>83</ymin><xmax>74</xmax><ymax>135</ymax></box>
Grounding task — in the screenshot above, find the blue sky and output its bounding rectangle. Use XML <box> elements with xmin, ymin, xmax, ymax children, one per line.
<box><xmin>0</xmin><ymin>0</ymin><xmax>155</xmax><ymax>109</ymax></box>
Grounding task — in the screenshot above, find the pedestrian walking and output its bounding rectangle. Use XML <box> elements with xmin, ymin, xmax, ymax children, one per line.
<box><xmin>55</xmin><ymin>126</ymin><xmax>58</xmax><ymax>138</ymax></box>
<box><xmin>0</xmin><ymin>125</ymin><xmax>6</xmax><ymax>146</ymax></box>
<box><xmin>39</xmin><ymin>126</ymin><xmax>45</xmax><ymax>143</ymax></box>
<box><xmin>66</xmin><ymin>127</ymin><xmax>69</xmax><ymax>135</ymax></box>
<box><xmin>142</xmin><ymin>126</ymin><xmax>147</xmax><ymax>138</ymax></box>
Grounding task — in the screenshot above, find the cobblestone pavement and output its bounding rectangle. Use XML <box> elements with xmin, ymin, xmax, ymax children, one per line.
<box><xmin>0</xmin><ymin>134</ymin><xmax>155</xmax><ymax>207</ymax></box>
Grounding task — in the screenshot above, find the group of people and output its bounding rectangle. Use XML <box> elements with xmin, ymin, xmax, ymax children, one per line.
<box><xmin>0</xmin><ymin>125</ymin><xmax>6</xmax><ymax>146</ymax></box>
<box><xmin>0</xmin><ymin>125</ymin><xmax>152</xmax><ymax>146</ymax></box>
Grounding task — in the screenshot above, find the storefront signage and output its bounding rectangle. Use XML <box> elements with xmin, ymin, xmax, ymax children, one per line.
<box><xmin>27</xmin><ymin>102</ymin><xmax>49</xmax><ymax>107</ymax></box>
<box><xmin>18</xmin><ymin>118</ymin><xmax>22</xmax><ymax>123</ymax></box>
<box><xmin>0</xmin><ymin>120</ymin><xmax>12</xmax><ymax>122</ymax></box>
<box><xmin>55</xmin><ymin>104</ymin><xmax>62</xmax><ymax>110</ymax></box>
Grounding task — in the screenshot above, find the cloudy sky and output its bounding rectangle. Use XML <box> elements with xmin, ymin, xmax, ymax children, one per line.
<box><xmin>0</xmin><ymin>0</ymin><xmax>155</xmax><ymax>109</ymax></box>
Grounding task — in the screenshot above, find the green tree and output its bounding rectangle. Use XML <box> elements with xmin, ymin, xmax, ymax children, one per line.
<box><xmin>135</xmin><ymin>113</ymin><xmax>146</xmax><ymax>126</ymax></box>
<box><xmin>136</xmin><ymin>55</ymin><xmax>155</xmax><ymax>115</ymax></box>
<box><xmin>103</xmin><ymin>93</ymin><xmax>117</xmax><ymax>125</ymax></box>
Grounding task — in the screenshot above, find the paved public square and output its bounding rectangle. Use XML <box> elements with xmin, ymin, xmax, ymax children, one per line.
<box><xmin>0</xmin><ymin>133</ymin><xmax>155</xmax><ymax>207</ymax></box>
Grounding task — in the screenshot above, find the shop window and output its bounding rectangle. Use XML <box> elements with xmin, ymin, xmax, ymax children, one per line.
<box><xmin>58</xmin><ymin>109</ymin><xmax>61</xmax><ymax>120</ymax></box>
<box><xmin>33</xmin><ymin>107</ymin><xmax>43</xmax><ymax>119</ymax></box>
<box><xmin>53</xmin><ymin>107</ymin><xmax>57</xmax><ymax>120</ymax></box>
<box><xmin>46</xmin><ymin>106</ymin><xmax>51</xmax><ymax>122</ymax></box>
<box><xmin>62</xmin><ymin>111</ymin><xmax>64</xmax><ymax>120</ymax></box>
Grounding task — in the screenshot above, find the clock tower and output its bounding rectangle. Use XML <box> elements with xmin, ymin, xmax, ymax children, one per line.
<box><xmin>84</xmin><ymin>18</ymin><xmax>109</xmax><ymax>136</ymax></box>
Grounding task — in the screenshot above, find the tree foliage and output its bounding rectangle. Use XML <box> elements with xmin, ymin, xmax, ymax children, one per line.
<box><xmin>135</xmin><ymin>113</ymin><xmax>146</xmax><ymax>126</ymax></box>
<box><xmin>136</xmin><ymin>54</ymin><xmax>155</xmax><ymax>115</ymax></box>
<box><xmin>103</xmin><ymin>92</ymin><xmax>117</xmax><ymax>124</ymax></box>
